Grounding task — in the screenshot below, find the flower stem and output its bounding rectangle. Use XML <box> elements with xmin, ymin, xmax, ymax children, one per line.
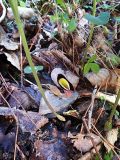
<box><xmin>9</xmin><ymin>0</ymin><xmax>65</xmax><ymax>121</ymax></box>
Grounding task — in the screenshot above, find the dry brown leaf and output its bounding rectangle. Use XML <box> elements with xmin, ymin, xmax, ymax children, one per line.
<box><xmin>4</xmin><ymin>52</ymin><xmax>20</xmax><ymax>70</ymax></box>
<box><xmin>7</xmin><ymin>6</ymin><xmax>35</xmax><ymax>19</ymax></box>
<box><xmin>48</xmin><ymin>84</ymin><xmax>62</xmax><ymax>97</ymax></box>
<box><xmin>85</xmin><ymin>68</ymin><xmax>120</xmax><ymax>92</ymax></box>
<box><xmin>51</xmin><ymin>50</ymin><xmax>79</xmax><ymax>75</ymax></box>
<box><xmin>0</xmin><ymin>107</ymin><xmax>48</xmax><ymax>133</ymax></box>
<box><xmin>63</xmin><ymin>110</ymin><xmax>79</xmax><ymax>118</ymax></box>
<box><xmin>71</xmin><ymin>133</ymin><xmax>101</xmax><ymax>153</ymax></box>
<box><xmin>34</xmin><ymin>139</ymin><xmax>67</xmax><ymax>159</ymax></box>
<box><xmin>104</xmin><ymin>128</ymin><xmax>118</xmax><ymax>152</ymax></box>
<box><xmin>78</xmin><ymin>144</ymin><xmax>101</xmax><ymax>160</ymax></box>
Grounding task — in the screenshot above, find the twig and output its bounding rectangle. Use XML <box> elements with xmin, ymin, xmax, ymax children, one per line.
<box><xmin>82</xmin><ymin>118</ymin><xmax>103</xmax><ymax>160</ymax></box>
<box><xmin>88</xmin><ymin>86</ymin><xmax>97</xmax><ymax>129</ymax></box>
<box><xmin>16</xmin><ymin>144</ymin><xmax>26</xmax><ymax>160</ymax></box>
<box><xmin>92</xmin><ymin>124</ymin><xmax>120</xmax><ymax>158</ymax></box>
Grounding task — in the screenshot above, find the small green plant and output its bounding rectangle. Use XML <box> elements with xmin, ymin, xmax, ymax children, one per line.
<box><xmin>50</xmin><ymin>0</ymin><xmax>77</xmax><ymax>33</ymax></box>
<box><xmin>104</xmin><ymin>151</ymin><xmax>113</xmax><ymax>160</ymax></box>
<box><xmin>83</xmin><ymin>55</ymin><xmax>100</xmax><ymax>74</ymax></box>
<box><xmin>24</xmin><ymin>65</ymin><xmax>44</xmax><ymax>74</ymax></box>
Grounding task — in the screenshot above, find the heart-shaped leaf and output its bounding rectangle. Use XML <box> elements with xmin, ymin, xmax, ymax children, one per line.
<box><xmin>67</xmin><ymin>18</ymin><xmax>77</xmax><ymax>32</ymax></box>
<box><xmin>24</xmin><ymin>65</ymin><xmax>43</xmax><ymax>74</ymax></box>
<box><xmin>85</xmin><ymin>12</ymin><xmax>110</xmax><ymax>25</ymax></box>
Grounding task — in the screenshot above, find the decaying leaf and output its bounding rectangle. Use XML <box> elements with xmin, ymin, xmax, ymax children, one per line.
<box><xmin>39</xmin><ymin>90</ymin><xmax>78</xmax><ymax>115</ymax></box>
<box><xmin>34</xmin><ymin>139</ymin><xmax>67</xmax><ymax>159</ymax></box>
<box><xmin>48</xmin><ymin>84</ymin><xmax>62</xmax><ymax>97</ymax></box>
<box><xmin>96</xmin><ymin>91</ymin><xmax>120</xmax><ymax>105</ymax></box>
<box><xmin>4</xmin><ymin>52</ymin><xmax>20</xmax><ymax>70</ymax></box>
<box><xmin>7</xmin><ymin>6</ymin><xmax>35</xmax><ymax>19</ymax></box>
<box><xmin>63</xmin><ymin>110</ymin><xmax>79</xmax><ymax>118</ymax></box>
<box><xmin>0</xmin><ymin>107</ymin><xmax>48</xmax><ymax>133</ymax></box>
<box><xmin>8</xmin><ymin>89</ymin><xmax>38</xmax><ymax>110</ymax></box>
<box><xmin>0</xmin><ymin>26</ymin><xmax>19</xmax><ymax>51</ymax></box>
<box><xmin>104</xmin><ymin>128</ymin><xmax>118</xmax><ymax>152</ymax></box>
<box><xmin>77</xmin><ymin>144</ymin><xmax>101</xmax><ymax>160</ymax></box>
<box><xmin>51</xmin><ymin>50</ymin><xmax>79</xmax><ymax>74</ymax></box>
<box><xmin>70</xmin><ymin>133</ymin><xmax>101</xmax><ymax>153</ymax></box>
<box><xmin>85</xmin><ymin>68</ymin><xmax>120</xmax><ymax>92</ymax></box>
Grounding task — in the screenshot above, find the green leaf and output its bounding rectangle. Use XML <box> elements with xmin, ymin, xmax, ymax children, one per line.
<box><xmin>84</xmin><ymin>62</ymin><xmax>100</xmax><ymax>74</ymax></box>
<box><xmin>83</xmin><ymin>63</ymin><xmax>91</xmax><ymax>74</ymax></box>
<box><xmin>106</xmin><ymin>54</ymin><xmax>120</xmax><ymax>66</ymax></box>
<box><xmin>56</xmin><ymin>0</ymin><xmax>66</xmax><ymax>9</ymax></box>
<box><xmin>85</xmin><ymin>12</ymin><xmax>110</xmax><ymax>25</ymax></box>
<box><xmin>67</xmin><ymin>19</ymin><xmax>77</xmax><ymax>32</ymax></box>
<box><xmin>104</xmin><ymin>151</ymin><xmax>113</xmax><ymax>160</ymax></box>
<box><xmin>88</xmin><ymin>54</ymin><xmax>97</xmax><ymax>63</ymax></box>
<box><xmin>24</xmin><ymin>65</ymin><xmax>43</xmax><ymax>74</ymax></box>
<box><xmin>90</xmin><ymin>63</ymin><xmax>100</xmax><ymax>73</ymax></box>
<box><xmin>50</xmin><ymin>14</ymin><xmax>60</xmax><ymax>22</ymax></box>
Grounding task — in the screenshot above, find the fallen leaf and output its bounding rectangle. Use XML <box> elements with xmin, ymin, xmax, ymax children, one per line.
<box><xmin>71</xmin><ymin>133</ymin><xmax>101</xmax><ymax>153</ymax></box>
<box><xmin>0</xmin><ymin>107</ymin><xmax>48</xmax><ymax>133</ymax></box>
<box><xmin>63</xmin><ymin>110</ymin><xmax>79</xmax><ymax>118</ymax></box>
<box><xmin>34</xmin><ymin>139</ymin><xmax>67</xmax><ymax>159</ymax></box>
<box><xmin>39</xmin><ymin>90</ymin><xmax>78</xmax><ymax>115</ymax></box>
<box><xmin>104</xmin><ymin>128</ymin><xmax>118</xmax><ymax>152</ymax></box>
<box><xmin>48</xmin><ymin>84</ymin><xmax>62</xmax><ymax>97</ymax></box>
<box><xmin>4</xmin><ymin>52</ymin><xmax>20</xmax><ymax>70</ymax></box>
<box><xmin>0</xmin><ymin>26</ymin><xmax>19</xmax><ymax>50</ymax></box>
<box><xmin>7</xmin><ymin>6</ymin><xmax>35</xmax><ymax>19</ymax></box>
<box><xmin>85</xmin><ymin>68</ymin><xmax>120</xmax><ymax>92</ymax></box>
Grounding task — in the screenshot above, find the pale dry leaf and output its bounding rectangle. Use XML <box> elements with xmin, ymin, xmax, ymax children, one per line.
<box><xmin>104</xmin><ymin>128</ymin><xmax>118</xmax><ymax>152</ymax></box>
<box><xmin>4</xmin><ymin>52</ymin><xmax>20</xmax><ymax>70</ymax></box>
<box><xmin>48</xmin><ymin>84</ymin><xmax>62</xmax><ymax>97</ymax></box>
<box><xmin>77</xmin><ymin>8</ymin><xmax>88</xmax><ymax>28</ymax></box>
<box><xmin>39</xmin><ymin>90</ymin><xmax>78</xmax><ymax>115</ymax></box>
<box><xmin>1</xmin><ymin>39</ymin><xmax>18</xmax><ymax>50</ymax></box>
<box><xmin>0</xmin><ymin>26</ymin><xmax>19</xmax><ymax>50</ymax></box>
<box><xmin>85</xmin><ymin>68</ymin><xmax>110</xmax><ymax>87</ymax></box>
<box><xmin>78</xmin><ymin>144</ymin><xmax>101</xmax><ymax>160</ymax></box>
<box><xmin>85</xmin><ymin>68</ymin><xmax>120</xmax><ymax>92</ymax></box>
<box><xmin>7</xmin><ymin>6</ymin><xmax>35</xmax><ymax>19</ymax></box>
<box><xmin>72</xmin><ymin>133</ymin><xmax>101</xmax><ymax>153</ymax></box>
<box><xmin>96</xmin><ymin>92</ymin><xmax>120</xmax><ymax>106</ymax></box>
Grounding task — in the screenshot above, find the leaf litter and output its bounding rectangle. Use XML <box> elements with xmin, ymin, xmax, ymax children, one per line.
<box><xmin>0</xmin><ymin>0</ymin><xmax>120</xmax><ymax>159</ymax></box>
